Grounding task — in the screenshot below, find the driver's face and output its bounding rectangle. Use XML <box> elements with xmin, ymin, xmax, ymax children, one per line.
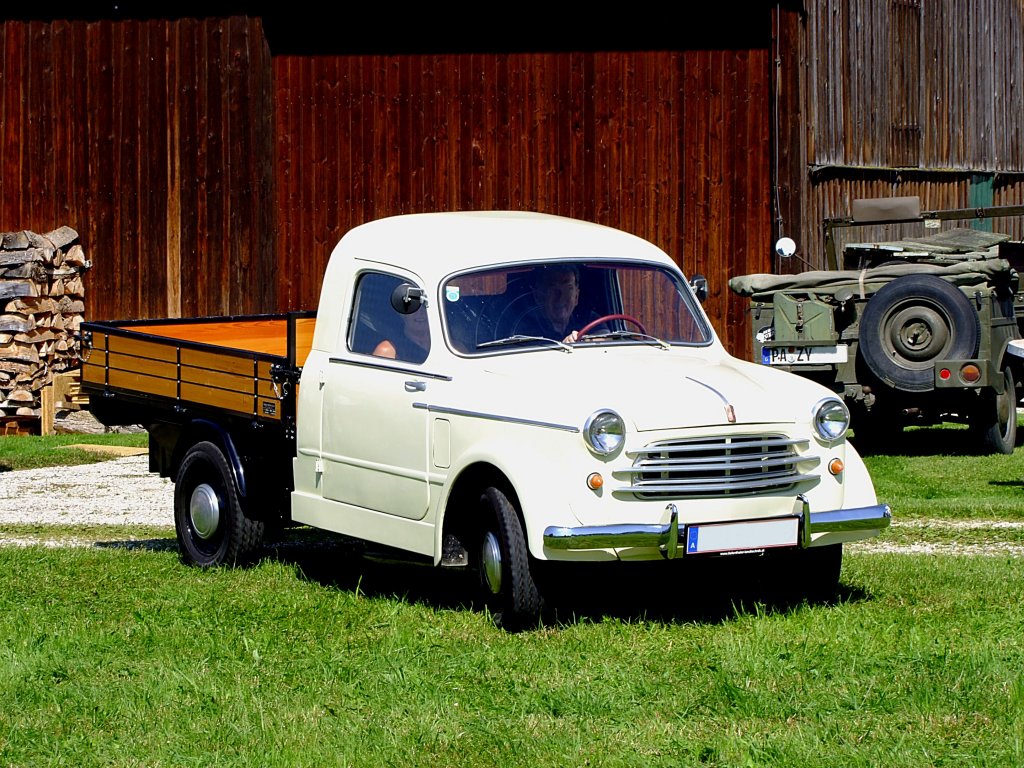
<box><xmin>533</xmin><ymin>271</ymin><xmax>579</xmax><ymax>330</ymax></box>
<box><xmin>403</xmin><ymin>306</ymin><xmax>429</xmax><ymax>349</ymax></box>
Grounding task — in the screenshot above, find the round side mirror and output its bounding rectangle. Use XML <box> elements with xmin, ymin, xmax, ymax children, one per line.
<box><xmin>390</xmin><ymin>283</ymin><xmax>425</xmax><ymax>314</ymax></box>
<box><xmin>775</xmin><ymin>237</ymin><xmax>797</xmax><ymax>259</ymax></box>
<box><xmin>689</xmin><ymin>275</ymin><xmax>708</xmax><ymax>304</ymax></box>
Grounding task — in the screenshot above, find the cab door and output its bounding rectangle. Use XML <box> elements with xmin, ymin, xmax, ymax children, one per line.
<box><xmin>319</xmin><ymin>271</ymin><xmax>433</xmax><ymax>521</ymax></box>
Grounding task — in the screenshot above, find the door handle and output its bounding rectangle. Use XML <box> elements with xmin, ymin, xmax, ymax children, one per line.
<box><xmin>405</xmin><ymin>381</ymin><xmax>426</xmax><ymax>392</ymax></box>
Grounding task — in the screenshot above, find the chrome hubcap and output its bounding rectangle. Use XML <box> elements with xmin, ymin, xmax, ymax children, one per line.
<box><xmin>189</xmin><ymin>483</ymin><xmax>221</xmax><ymax>540</ymax></box>
<box><xmin>481</xmin><ymin>531</ymin><xmax>502</xmax><ymax>595</ymax></box>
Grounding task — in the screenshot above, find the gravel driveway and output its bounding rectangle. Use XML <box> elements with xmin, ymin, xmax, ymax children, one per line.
<box><xmin>1</xmin><ymin>453</ymin><xmax>1022</xmax><ymax>556</ymax></box>
<box><xmin>0</xmin><ymin>454</ymin><xmax>174</xmax><ymax>528</ymax></box>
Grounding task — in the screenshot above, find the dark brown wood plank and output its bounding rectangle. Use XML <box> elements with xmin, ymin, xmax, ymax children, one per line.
<box><xmin>166</xmin><ymin>21</ymin><xmax>183</xmax><ymax>318</ymax></box>
<box><xmin>0</xmin><ymin>25</ymin><xmax>18</xmax><ymax>224</ymax></box>
<box><xmin>27</xmin><ymin>22</ymin><xmax>52</xmax><ymax>227</ymax></box>
<box><xmin>118</xmin><ymin>20</ymin><xmax>142</xmax><ymax>316</ymax></box>
<box><xmin>206</xmin><ymin>19</ymin><xmax>226</xmax><ymax>317</ymax></box>
<box><xmin>322</xmin><ymin>55</ymin><xmax>340</xmax><ymax>260</ymax></box>
<box><xmin>300</xmin><ymin>56</ymin><xmax>317</xmax><ymax>305</ymax></box>
<box><xmin>272</xmin><ymin>54</ymin><xmax>296</xmax><ymax>308</ymax></box>
<box><xmin>138</xmin><ymin>21</ymin><xmax>165</xmax><ymax>319</ymax></box>
<box><xmin>177</xmin><ymin>18</ymin><xmax>199</xmax><ymax>319</ymax></box>
<box><xmin>86</xmin><ymin>21</ymin><xmax>115</xmax><ymax>318</ymax></box>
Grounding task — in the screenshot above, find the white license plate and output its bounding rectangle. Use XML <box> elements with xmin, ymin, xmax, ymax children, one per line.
<box><xmin>762</xmin><ymin>344</ymin><xmax>848</xmax><ymax>366</ymax></box>
<box><xmin>685</xmin><ymin>517</ymin><xmax>799</xmax><ymax>555</ymax></box>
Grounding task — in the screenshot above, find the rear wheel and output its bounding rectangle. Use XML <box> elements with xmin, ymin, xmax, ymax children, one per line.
<box><xmin>971</xmin><ymin>365</ymin><xmax>1017</xmax><ymax>455</ymax></box>
<box><xmin>472</xmin><ymin>486</ymin><xmax>543</xmax><ymax>631</ymax></box>
<box><xmin>174</xmin><ymin>441</ymin><xmax>264</xmax><ymax>567</ymax></box>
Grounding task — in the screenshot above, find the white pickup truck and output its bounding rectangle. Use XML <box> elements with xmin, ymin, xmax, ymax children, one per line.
<box><xmin>81</xmin><ymin>211</ymin><xmax>890</xmax><ymax>629</ymax></box>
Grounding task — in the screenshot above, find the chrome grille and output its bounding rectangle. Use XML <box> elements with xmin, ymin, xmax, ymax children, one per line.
<box><xmin>614</xmin><ymin>434</ymin><xmax>818</xmax><ymax>498</ymax></box>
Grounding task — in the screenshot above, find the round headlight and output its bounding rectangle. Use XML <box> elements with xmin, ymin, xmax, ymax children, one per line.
<box><xmin>584</xmin><ymin>410</ymin><xmax>625</xmax><ymax>455</ymax></box>
<box><xmin>812</xmin><ymin>397</ymin><xmax>850</xmax><ymax>442</ymax></box>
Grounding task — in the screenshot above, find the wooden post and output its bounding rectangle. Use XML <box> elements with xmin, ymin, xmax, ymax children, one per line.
<box><xmin>41</xmin><ymin>383</ymin><xmax>54</xmax><ymax>435</ymax></box>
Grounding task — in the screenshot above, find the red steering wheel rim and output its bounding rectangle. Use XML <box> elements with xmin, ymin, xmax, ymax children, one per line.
<box><xmin>577</xmin><ymin>313</ymin><xmax>647</xmax><ymax>337</ymax></box>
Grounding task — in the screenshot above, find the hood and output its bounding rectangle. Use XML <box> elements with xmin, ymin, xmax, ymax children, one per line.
<box><xmin>471</xmin><ymin>347</ymin><xmax>833</xmax><ymax>432</ymax></box>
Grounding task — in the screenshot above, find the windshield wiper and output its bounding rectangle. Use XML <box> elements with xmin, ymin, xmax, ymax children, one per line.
<box><xmin>578</xmin><ymin>330</ymin><xmax>670</xmax><ymax>349</ymax></box>
<box><xmin>477</xmin><ymin>334</ymin><xmax>572</xmax><ymax>352</ymax></box>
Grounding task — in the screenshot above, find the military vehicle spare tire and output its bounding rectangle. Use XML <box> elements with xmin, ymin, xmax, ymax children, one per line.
<box><xmin>858</xmin><ymin>274</ymin><xmax>980</xmax><ymax>392</ymax></box>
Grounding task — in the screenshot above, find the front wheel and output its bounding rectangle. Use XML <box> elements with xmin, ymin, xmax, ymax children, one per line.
<box><xmin>174</xmin><ymin>441</ymin><xmax>264</xmax><ymax>567</ymax></box>
<box><xmin>472</xmin><ymin>487</ymin><xmax>543</xmax><ymax>631</ymax></box>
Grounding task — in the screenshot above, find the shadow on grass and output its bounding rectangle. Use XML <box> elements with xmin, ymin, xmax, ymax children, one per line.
<box><xmin>854</xmin><ymin>428</ymin><xmax>973</xmax><ymax>458</ymax></box>
<box><xmin>93</xmin><ymin>529</ymin><xmax>870</xmax><ymax>629</ymax></box>
<box><xmin>533</xmin><ymin>559</ymin><xmax>869</xmax><ymax>627</ymax></box>
<box><xmin>264</xmin><ymin>531</ymin><xmax>870</xmax><ymax>629</ymax></box>
<box><xmin>853</xmin><ymin>420</ymin><xmax>1024</xmax><ymax>458</ymax></box>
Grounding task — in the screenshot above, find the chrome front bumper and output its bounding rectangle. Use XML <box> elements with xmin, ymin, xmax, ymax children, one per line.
<box><xmin>542</xmin><ymin>498</ymin><xmax>892</xmax><ymax>560</ymax></box>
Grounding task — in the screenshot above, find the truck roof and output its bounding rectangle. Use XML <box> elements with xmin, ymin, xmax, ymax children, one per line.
<box><xmin>334</xmin><ymin>210</ymin><xmax>675</xmax><ymax>280</ymax></box>
<box><xmin>312</xmin><ymin>210</ymin><xmax>682</xmax><ymax>354</ymax></box>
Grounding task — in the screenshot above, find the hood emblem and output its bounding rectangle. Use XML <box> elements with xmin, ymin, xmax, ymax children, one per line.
<box><xmin>685</xmin><ymin>377</ymin><xmax>737</xmax><ymax>423</ymax></box>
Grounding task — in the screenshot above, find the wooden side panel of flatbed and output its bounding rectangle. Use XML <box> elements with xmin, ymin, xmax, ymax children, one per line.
<box><xmin>81</xmin><ymin>314</ymin><xmax>315</xmax><ymax>422</ymax></box>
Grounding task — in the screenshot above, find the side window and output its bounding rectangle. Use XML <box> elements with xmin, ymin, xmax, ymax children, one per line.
<box><xmin>348</xmin><ymin>272</ymin><xmax>430</xmax><ymax>364</ymax></box>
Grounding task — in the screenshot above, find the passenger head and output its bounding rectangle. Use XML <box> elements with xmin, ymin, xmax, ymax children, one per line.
<box><xmin>403</xmin><ymin>304</ymin><xmax>429</xmax><ymax>351</ymax></box>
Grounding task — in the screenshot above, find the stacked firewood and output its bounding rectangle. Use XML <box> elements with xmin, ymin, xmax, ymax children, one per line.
<box><xmin>0</xmin><ymin>226</ymin><xmax>90</xmax><ymax>422</ymax></box>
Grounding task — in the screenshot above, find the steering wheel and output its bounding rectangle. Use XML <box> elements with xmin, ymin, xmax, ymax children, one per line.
<box><xmin>577</xmin><ymin>313</ymin><xmax>647</xmax><ymax>337</ymax></box>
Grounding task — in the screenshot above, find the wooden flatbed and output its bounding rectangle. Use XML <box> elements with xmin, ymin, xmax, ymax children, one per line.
<box><xmin>80</xmin><ymin>312</ymin><xmax>316</xmax><ymax>425</ymax></box>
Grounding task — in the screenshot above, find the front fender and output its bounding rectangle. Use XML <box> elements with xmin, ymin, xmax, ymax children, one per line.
<box><xmin>839</xmin><ymin>440</ymin><xmax>879</xmax><ymax>509</ymax></box>
<box><xmin>434</xmin><ymin>425</ymin><xmax>582</xmax><ymax>560</ymax></box>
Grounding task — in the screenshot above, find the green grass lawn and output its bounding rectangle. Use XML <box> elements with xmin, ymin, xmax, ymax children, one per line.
<box><xmin>0</xmin><ymin>426</ymin><xmax>1023</xmax><ymax>766</ymax></box>
<box><xmin>862</xmin><ymin>426</ymin><xmax>1024</xmax><ymax>521</ymax></box>
<box><xmin>0</xmin><ymin>432</ymin><xmax>148</xmax><ymax>471</ymax></box>
<box><xmin>0</xmin><ymin>547</ymin><xmax>1021</xmax><ymax>767</ymax></box>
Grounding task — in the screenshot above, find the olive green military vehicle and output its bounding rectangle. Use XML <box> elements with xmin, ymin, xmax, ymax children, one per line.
<box><xmin>729</xmin><ymin>197</ymin><xmax>1024</xmax><ymax>454</ymax></box>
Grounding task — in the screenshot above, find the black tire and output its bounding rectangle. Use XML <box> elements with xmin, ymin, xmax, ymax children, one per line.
<box><xmin>858</xmin><ymin>275</ymin><xmax>980</xmax><ymax>392</ymax></box>
<box><xmin>472</xmin><ymin>487</ymin><xmax>543</xmax><ymax>631</ymax></box>
<box><xmin>971</xmin><ymin>365</ymin><xmax>1017</xmax><ymax>455</ymax></box>
<box><xmin>173</xmin><ymin>441</ymin><xmax>264</xmax><ymax>567</ymax></box>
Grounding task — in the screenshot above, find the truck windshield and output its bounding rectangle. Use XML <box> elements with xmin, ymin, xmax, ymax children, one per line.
<box><xmin>441</xmin><ymin>261</ymin><xmax>712</xmax><ymax>353</ymax></box>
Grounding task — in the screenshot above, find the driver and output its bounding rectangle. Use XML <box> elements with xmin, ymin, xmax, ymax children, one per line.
<box><xmin>514</xmin><ymin>264</ymin><xmax>596</xmax><ymax>343</ymax></box>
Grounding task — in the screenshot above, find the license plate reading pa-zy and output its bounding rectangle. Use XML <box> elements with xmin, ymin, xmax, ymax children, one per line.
<box><xmin>762</xmin><ymin>344</ymin><xmax>848</xmax><ymax>366</ymax></box>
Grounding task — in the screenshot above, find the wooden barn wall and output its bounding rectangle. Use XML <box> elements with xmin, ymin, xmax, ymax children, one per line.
<box><xmin>272</xmin><ymin>51</ymin><xmax>771</xmax><ymax>357</ymax></box>
<box><xmin>782</xmin><ymin>0</ymin><xmax>1024</xmax><ymax>270</ymax></box>
<box><xmin>0</xmin><ymin>16</ymin><xmax>274</xmax><ymax>323</ymax></box>
<box><xmin>682</xmin><ymin>49</ymin><xmax>771</xmax><ymax>357</ymax></box>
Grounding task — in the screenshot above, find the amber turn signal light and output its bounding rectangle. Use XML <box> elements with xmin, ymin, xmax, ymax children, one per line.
<box><xmin>828</xmin><ymin>458</ymin><xmax>844</xmax><ymax>476</ymax></box>
<box><xmin>960</xmin><ymin>364</ymin><xmax>981</xmax><ymax>384</ymax></box>
<box><xmin>587</xmin><ymin>472</ymin><xmax>604</xmax><ymax>490</ymax></box>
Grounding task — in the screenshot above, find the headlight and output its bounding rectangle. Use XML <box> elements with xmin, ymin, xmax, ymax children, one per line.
<box><xmin>584</xmin><ymin>410</ymin><xmax>625</xmax><ymax>455</ymax></box>
<box><xmin>812</xmin><ymin>397</ymin><xmax>850</xmax><ymax>442</ymax></box>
